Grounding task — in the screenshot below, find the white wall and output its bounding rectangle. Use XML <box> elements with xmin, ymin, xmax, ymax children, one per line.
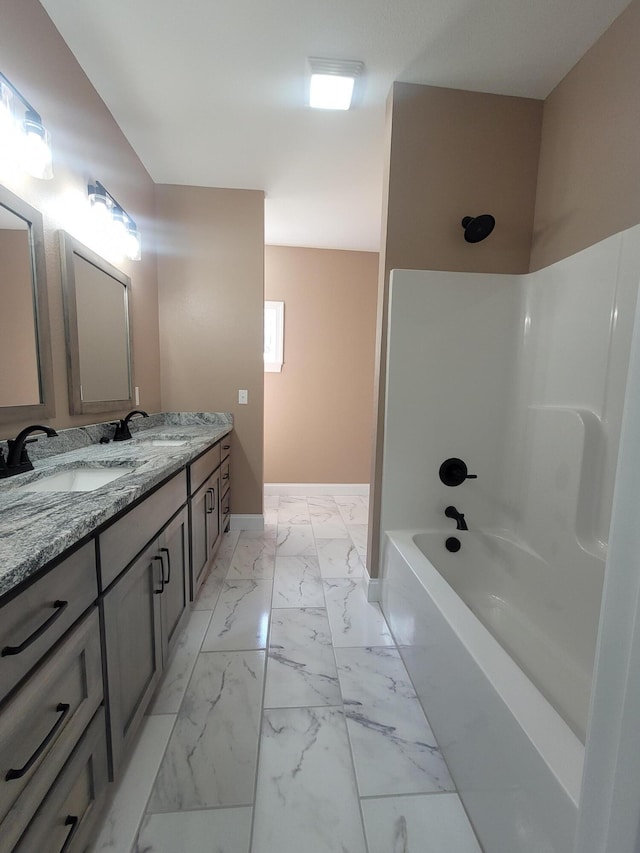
<box><xmin>381</xmin><ymin>269</ymin><xmax>520</xmax><ymax>541</ymax></box>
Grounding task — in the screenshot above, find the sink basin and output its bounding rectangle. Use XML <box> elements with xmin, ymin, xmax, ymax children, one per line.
<box><xmin>18</xmin><ymin>466</ymin><xmax>135</xmax><ymax>493</ymax></box>
<box><xmin>134</xmin><ymin>438</ymin><xmax>188</xmax><ymax>447</ymax></box>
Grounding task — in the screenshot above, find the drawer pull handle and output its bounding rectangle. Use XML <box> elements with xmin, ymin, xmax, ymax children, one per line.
<box><xmin>1</xmin><ymin>601</ymin><xmax>68</xmax><ymax>656</ymax></box>
<box><xmin>160</xmin><ymin>547</ymin><xmax>172</xmax><ymax>584</ymax></box>
<box><xmin>6</xmin><ymin>703</ymin><xmax>71</xmax><ymax>780</ymax></box>
<box><xmin>222</xmin><ymin>473</ymin><xmax>229</xmax><ymax>480</ymax></box>
<box><xmin>206</xmin><ymin>487</ymin><xmax>215</xmax><ymax>514</ymax></box>
<box><xmin>223</xmin><ymin>507</ymin><xmax>230</xmax><ymax>515</ymax></box>
<box><xmin>60</xmin><ymin>815</ymin><xmax>79</xmax><ymax>853</ymax></box>
<box><xmin>223</xmin><ymin>444</ymin><xmax>231</xmax><ymax>450</ymax></box>
<box><xmin>153</xmin><ymin>556</ymin><xmax>165</xmax><ymax>594</ymax></box>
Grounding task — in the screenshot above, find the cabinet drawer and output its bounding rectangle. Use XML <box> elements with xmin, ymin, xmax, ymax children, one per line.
<box><xmin>0</xmin><ymin>542</ymin><xmax>97</xmax><ymax>705</ymax></box>
<box><xmin>13</xmin><ymin>708</ymin><xmax>108</xmax><ymax>853</ymax></box>
<box><xmin>0</xmin><ymin>609</ymin><xmax>102</xmax><ymax>852</ymax></box>
<box><xmin>220</xmin><ymin>435</ymin><xmax>232</xmax><ymax>461</ymax></box>
<box><xmin>221</xmin><ymin>489</ymin><xmax>231</xmax><ymax>532</ymax></box>
<box><xmin>190</xmin><ymin>443</ymin><xmax>221</xmax><ymax>494</ymax></box>
<box><xmin>220</xmin><ymin>458</ymin><xmax>230</xmax><ymax>490</ymax></box>
<box><xmin>99</xmin><ymin>470</ymin><xmax>187</xmax><ymax>589</ymax></box>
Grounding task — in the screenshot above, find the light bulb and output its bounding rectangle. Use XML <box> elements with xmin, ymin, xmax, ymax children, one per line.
<box><xmin>23</xmin><ymin>124</ymin><xmax>53</xmax><ymax>180</ymax></box>
<box><xmin>0</xmin><ymin>81</ymin><xmax>21</xmax><ymax>166</ymax></box>
<box><xmin>125</xmin><ymin>224</ymin><xmax>141</xmax><ymax>261</ymax></box>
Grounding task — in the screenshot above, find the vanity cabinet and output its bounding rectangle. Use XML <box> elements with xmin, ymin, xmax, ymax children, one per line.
<box><xmin>189</xmin><ymin>436</ymin><xmax>232</xmax><ymax>599</ymax></box>
<box><xmin>0</xmin><ymin>544</ymin><xmax>105</xmax><ymax>853</ymax></box>
<box><xmin>101</xmin><ymin>505</ymin><xmax>189</xmax><ymax>777</ymax></box>
<box><xmin>0</xmin><ymin>428</ymin><xmax>231</xmax><ymax>849</ymax></box>
<box><xmin>12</xmin><ymin>708</ymin><xmax>108</xmax><ymax>853</ymax></box>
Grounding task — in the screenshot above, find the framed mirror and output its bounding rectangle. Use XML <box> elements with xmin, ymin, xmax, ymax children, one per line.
<box><xmin>0</xmin><ymin>185</ymin><xmax>54</xmax><ymax>423</ymax></box>
<box><xmin>59</xmin><ymin>231</ymin><xmax>135</xmax><ymax>415</ymax></box>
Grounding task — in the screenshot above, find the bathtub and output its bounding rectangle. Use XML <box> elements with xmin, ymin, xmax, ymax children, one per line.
<box><xmin>380</xmin><ymin>529</ymin><xmax>586</xmax><ymax>853</ymax></box>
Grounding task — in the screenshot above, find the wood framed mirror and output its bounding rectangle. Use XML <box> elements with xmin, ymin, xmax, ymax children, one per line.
<box><xmin>0</xmin><ymin>185</ymin><xmax>54</xmax><ymax>423</ymax></box>
<box><xmin>59</xmin><ymin>231</ymin><xmax>135</xmax><ymax>415</ymax></box>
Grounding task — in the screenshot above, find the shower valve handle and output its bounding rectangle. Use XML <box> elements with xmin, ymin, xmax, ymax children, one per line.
<box><xmin>439</xmin><ymin>458</ymin><xmax>477</xmax><ymax>487</ymax></box>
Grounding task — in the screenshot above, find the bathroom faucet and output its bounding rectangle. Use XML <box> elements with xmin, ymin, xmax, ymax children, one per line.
<box><xmin>112</xmin><ymin>409</ymin><xmax>149</xmax><ymax>441</ymax></box>
<box><xmin>1</xmin><ymin>425</ymin><xmax>58</xmax><ymax>478</ymax></box>
<box><xmin>445</xmin><ymin>505</ymin><xmax>468</xmax><ymax>531</ymax></box>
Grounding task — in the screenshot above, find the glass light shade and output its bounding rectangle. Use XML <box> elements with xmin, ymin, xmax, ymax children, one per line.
<box><xmin>88</xmin><ymin>185</ymin><xmax>113</xmax><ymax>228</ymax></box>
<box><xmin>23</xmin><ymin>123</ymin><xmax>53</xmax><ymax>180</ymax></box>
<box><xmin>309</xmin><ymin>74</ymin><xmax>355</xmax><ymax>110</ymax></box>
<box><xmin>0</xmin><ymin>82</ymin><xmax>21</xmax><ymax>166</ymax></box>
<box><xmin>125</xmin><ymin>224</ymin><xmax>141</xmax><ymax>261</ymax></box>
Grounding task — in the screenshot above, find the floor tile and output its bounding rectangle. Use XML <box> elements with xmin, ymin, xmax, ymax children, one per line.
<box><xmin>316</xmin><ymin>538</ymin><xmax>363</xmax><ymax>578</ymax></box>
<box><xmin>277</xmin><ymin>498</ymin><xmax>311</xmax><ymax>525</ymax></box>
<box><xmin>149</xmin><ymin>610</ymin><xmax>212</xmax><ymax>714</ymax></box>
<box><xmin>90</xmin><ymin>715</ymin><xmax>175</xmax><ymax>853</ymax></box>
<box><xmin>264</xmin><ymin>508</ymin><xmax>278</xmax><ymax>525</ymax></box>
<box><xmin>323</xmin><ymin>579</ymin><xmax>394</xmax><ymax>647</ymax></box>
<box><xmin>345</xmin><ymin>697</ymin><xmax>454</xmax><ymax>796</ymax></box>
<box><xmin>269</xmin><ymin>607</ymin><xmax>332</xmax><ymax>648</ymax></box>
<box><xmin>264</xmin><ymin>495</ymin><xmax>280</xmax><ymax>509</ymax></box>
<box><xmin>335</xmin><ymin>496</ymin><xmax>369</xmax><ymax>525</ymax></box>
<box><xmin>272</xmin><ymin>555</ymin><xmax>325</xmax><ymax>608</ymax></box>
<box><xmin>361</xmin><ymin>793</ymin><xmax>481</xmax><ymax>853</ymax></box>
<box><xmin>135</xmin><ymin>807</ymin><xmax>253</xmax><ymax>853</ymax></box>
<box><xmin>276</xmin><ymin>524</ymin><xmax>316</xmax><ymax>556</ymax></box>
<box><xmin>226</xmin><ymin>536</ymin><xmax>276</xmax><ymax>580</ymax></box>
<box><xmin>264</xmin><ymin>644</ymin><xmax>341</xmax><ymax>708</ymax></box>
<box><xmin>251</xmin><ymin>707</ymin><xmax>367</xmax><ymax>853</ymax></box>
<box><xmin>193</xmin><ymin>571</ymin><xmax>225</xmax><ymax>611</ymax></box>
<box><xmin>311</xmin><ymin>521</ymin><xmax>350</xmax><ymax>539</ymax></box>
<box><xmin>202</xmin><ymin>580</ymin><xmax>272</xmax><ymax>651</ymax></box>
<box><xmin>334</xmin><ymin>646</ymin><xmax>417</xmax><ymax>707</ymax></box>
<box><xmin>347</xmin><ymin>524</ymin><xmax>368</xmax><ymax>556</ymax></box>
<box><xmin>147</xmin><ymin>651</ymin><xmax>265</xmax><ymax>811</ymax></box>
<box><xmin>307</xmin><ymin>497</ymin><xmax>342</xmax><ymax>523</ymax></box>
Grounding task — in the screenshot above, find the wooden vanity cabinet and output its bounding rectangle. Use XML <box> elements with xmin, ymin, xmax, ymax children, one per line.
<box><xmin>101</xmin><ymin>505</ymin><xmax>189</xmax><ymax>777</ymax></box>
<box><xmin>188</xmin><ymin>436</ymin><xmax>232</xmax><ymax>599</ymax></box>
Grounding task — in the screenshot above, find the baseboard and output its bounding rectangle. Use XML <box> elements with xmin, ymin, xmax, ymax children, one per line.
<box><xmin>264</xmin><ymin>483</ymin><xmax>370</xmax><ymax>496</ymax></box>
<box><xmin>361</xmin><ymin>572</ymin><xmax>381</xmax><ymax>602</ymax></box>
<box><xmin>230</xmin><ymin>514</ymin><xmax>264</xmax><ymax>531</ymax></box>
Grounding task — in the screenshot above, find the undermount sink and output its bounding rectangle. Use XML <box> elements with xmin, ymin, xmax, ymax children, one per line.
<box><xmin>17</xmin><ymin>466</ymin><xmax>135</xmax><ymax>493</ymax></box>
<box><xmin>135</xmin><ymin>439</ymin><xmax>187</xmax><ymax>447</ymax></box>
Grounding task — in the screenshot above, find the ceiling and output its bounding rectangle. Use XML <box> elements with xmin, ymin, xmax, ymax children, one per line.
<box><xmin>40</xmin><ymin>0</ymin><xmax>630</xmax><ymax>253</ymax></box>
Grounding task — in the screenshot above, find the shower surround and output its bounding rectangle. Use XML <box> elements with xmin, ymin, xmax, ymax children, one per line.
<box><xmin>378</xmin><ymin>224</ymin><xmax>640</xmax><ymax>852</ymax></box>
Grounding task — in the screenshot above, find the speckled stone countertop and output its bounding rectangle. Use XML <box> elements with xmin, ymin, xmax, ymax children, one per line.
<box><xmin>0</xmin><ymin>413</ymin><xmax>232</xmax><ymax>599</ymax></box>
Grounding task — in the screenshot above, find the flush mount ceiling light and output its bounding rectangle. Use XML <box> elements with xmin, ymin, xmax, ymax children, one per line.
<box><xmin>88</xmin><ymin>181</ymin><xmax>141</xmax><ymax>261</ymax></box>
<box><xmin>308</xmin><ymin>58</ymin><xmax>364</xmax><ymax>110</ymax></box>
<box><xmin>0</xmin><ymin>71</ymin><xmax>53</xmax><ymax>179</ymax></box>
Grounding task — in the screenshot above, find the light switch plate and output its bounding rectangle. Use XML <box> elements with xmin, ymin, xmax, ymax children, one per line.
<box><xmin>238</xmin><ymin>389</ymin><xmax>248</xmax><ymax>404</ymax></box>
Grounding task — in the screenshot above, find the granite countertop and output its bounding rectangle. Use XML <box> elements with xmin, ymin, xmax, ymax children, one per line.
<box><xmin>0</xmin><ymin>414</ymin><xmax>232</xmax><ymax>599</ymax></box>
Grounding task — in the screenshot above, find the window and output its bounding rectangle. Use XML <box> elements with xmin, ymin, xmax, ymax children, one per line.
<box><xmin>264</xmin><ymin>300</ymin><xmax>284</xmax><ymax>372</ymax></box>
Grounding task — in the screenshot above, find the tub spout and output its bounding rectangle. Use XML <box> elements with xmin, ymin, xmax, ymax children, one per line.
<box><xmin>445</xmin><ymin>505</ymin><xmax>468</xmax><ymax>531</ymax></box>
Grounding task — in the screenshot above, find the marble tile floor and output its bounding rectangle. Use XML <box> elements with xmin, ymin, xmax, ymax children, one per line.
<box><xmin>90</xmin><ymin>494</ymin><xmax>480</xmax><ymax>853</ymax></box>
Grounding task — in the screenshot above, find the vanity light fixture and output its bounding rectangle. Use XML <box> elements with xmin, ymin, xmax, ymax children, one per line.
<box><xmin>308</xmin><ymin>58</ymin><xmax>364</xmax><ymax>110</ymax></box>
<box><xmin>0</xmin><ymin>72</ymin><xmax>54</xmax><ymax>179</ymax></box>
<box><xmin>87</xmin><ymin>181</ymin><xmax>142</xmax><ymax>261</ymax></box>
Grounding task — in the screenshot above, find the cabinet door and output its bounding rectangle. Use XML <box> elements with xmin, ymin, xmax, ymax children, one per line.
<box><xmin>206</xmin><ymin>473</ymin><xmax>221</xmax><ymax>563</ymax></box>
<box><xmin>159</xmin><ymin>508</ymin><xmax>189</xmax><ymax>664</ymax></box>
<box><xmin>101</xmin><ymin>541</ymin><xmax>163</xmax><ymax>777</ymax></box>
<box><xmin>190</xmin><ymin>481</ymin><xmax>209</xmax><ymax>599</ymax></box>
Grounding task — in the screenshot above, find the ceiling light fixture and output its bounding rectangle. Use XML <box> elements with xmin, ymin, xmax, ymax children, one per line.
<box><xmin>308</xmin><ymin>58</ymin><xmax>364</xmax><ymax>111</ymax></box>
<box><xmin>0</xmin><ymin>72</ymin><xmax>53</xmax><ymax>179</ymax></box>
<box><xmin>87</xmin><ymin>181</ymin><xmax>141</xmax><ymax>261</ymax></box>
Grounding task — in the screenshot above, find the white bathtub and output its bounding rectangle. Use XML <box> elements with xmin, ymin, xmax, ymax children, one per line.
<box><xmin>381</xmin><ymin>529</ymin><xmax>586</xmax><ymax>853</ymax></box>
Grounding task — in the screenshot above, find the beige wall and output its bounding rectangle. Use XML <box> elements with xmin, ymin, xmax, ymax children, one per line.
<box><xmin>368</xmin><ymin>83</ymin><xmax>544</xmax><ymax>576</ymax></box>
<box><xmin>531</xmin><ymin>0</ymin><xmax>640</xmax><ymax>271</ymax></box>
<box><xmin>0</xmin><ymin>0</ymin><xmax>161</xmax><ymax>439</ymax></box>
<box><xmin>264</xmin><ymin>246</ymin><xmax>378</xmax><ymax>484</ymax></box>
<box><xmin>156</xmin><ymin>185</ymin><xmax>265</xmax><ymax>515</ymax></box>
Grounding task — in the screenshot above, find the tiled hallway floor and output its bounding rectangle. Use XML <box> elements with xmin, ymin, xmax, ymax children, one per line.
<box><xmin>91</xmin><ymin>494</ymin><xmax>481</xmax><ymax>853</ymax></box>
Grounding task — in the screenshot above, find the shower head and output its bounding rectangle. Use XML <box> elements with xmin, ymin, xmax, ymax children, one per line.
<box><xmin>461</xmin><ymin>214</ymin><xmax>495</xmax><ymax>243</ymax></box>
